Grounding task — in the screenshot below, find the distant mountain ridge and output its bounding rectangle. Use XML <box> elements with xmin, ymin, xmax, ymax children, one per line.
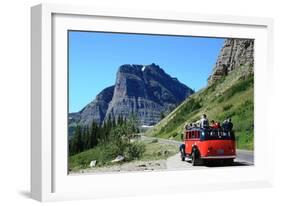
<box><xmin>69</xmin><ymin>63</ymin><xmax>194</xmax><ymax>127</ymax></box>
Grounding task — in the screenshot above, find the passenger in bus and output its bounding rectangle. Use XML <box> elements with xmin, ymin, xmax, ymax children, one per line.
<box><xmin>210</xmin><ymin>120</ymin><xmax>221</xmax><ymax>129</ymax></box>
<box><xmin>184</xmin><ymin>123</ymin><xmax>188</xmax><ymax>130</ymax></box>
<box><xmin>215</xmin><ymin>122</ymin><xmax>221</xmax><ymax>128</ymax></box>
<box><xmin>210</xmin><ymin>120</ymin><xmax>216</xmax><ymax>128</ymax></box>
<box><xmin>184</xmin><ymin>123</ymin><xmax>192</xmax><ymax>130</ymax></box>
<box><xmin>222</xmin><ymin>118</ymin><xmax>233</xmax><ymax>131</ymax></box>
<box><xmin>200</xmin><ymin>114</ymin><xmax>209</xmax><ymax>129</ymax></box>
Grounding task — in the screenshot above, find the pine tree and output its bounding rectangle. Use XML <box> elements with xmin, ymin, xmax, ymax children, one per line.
<box><xmin>112</xmin><ymin>116</ymin><xmax>116</xmax><ymax>128</ymax></box>
<box><xmin>84</xmin><ymin>126</ymin><xmax>90</xmax><ymax>150</ymax></box>
<box><xmin>90</xmin><ymin>121</ymin><xmax>98</xmax><ymax>148</ymax></box>
<box><xmin>107</xmin><ymin>115</ymin><xmax>112</xmax><ymax>130</ymax></box>
<box><xmin>81</xmin><ymin>126</ymin><xmax>87</xmax><ymax>151</ymax></box>
<box><xmin>117</xmin><ymin>116</ymin><xmax>121</xmax><ymax>125</ymax></box>
<box><xmin>72</xmin><ymin>125</ymin><xmax>83</xmax><ymax>154</ymax></box>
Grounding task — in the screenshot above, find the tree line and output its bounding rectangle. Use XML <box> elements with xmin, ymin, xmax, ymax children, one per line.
<box><xmin>69</xmin><ymin>115</ymin><xmax>140</xmax><ymax>156</ymax></box>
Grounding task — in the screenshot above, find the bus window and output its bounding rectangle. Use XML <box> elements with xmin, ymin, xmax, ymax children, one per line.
<box><xmin>194</xmin><ymin>131</ymin><xmax>198</xmax><ymax>139</ymax></box>
<box><xmin>196</xmin><ymin>131</ymin><xmax>200</xmax><ymax>139</ymax></box>
<box><xmin>204</xmin><ymin>129</ymin><xmax>235</xmax><ymax>140</ymax></box>
<box><xmin>185</xmin><ymin>132</ymin><xmax>189</xmax><ymax>140</ymax></box>
<box><xmin>191</xmin><ymin>131</ymin><xmax>195</xmax><ymax>139</ymax></box>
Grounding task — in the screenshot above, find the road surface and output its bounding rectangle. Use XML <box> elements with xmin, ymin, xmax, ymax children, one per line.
<box><xmin>142</xmin><ymin>136</ymin><xmax>254</xmax><ymax>170</ymax></box>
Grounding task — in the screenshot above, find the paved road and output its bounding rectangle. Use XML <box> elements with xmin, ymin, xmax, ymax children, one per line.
<box><xmin>141</xmin><ymin>136</ymin><xmax>254</xmax><ymax>169</ymax></box>
<box><xmin>236</xmin><ymin>149</ymin><xmax>254</xmax><ymax>164</ymax></box>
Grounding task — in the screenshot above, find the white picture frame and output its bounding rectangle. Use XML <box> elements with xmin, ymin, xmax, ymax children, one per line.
<box><xmin>31</xmin><ymin>3</ymin><xmax>274</xmax><ymax>202</ymax></box>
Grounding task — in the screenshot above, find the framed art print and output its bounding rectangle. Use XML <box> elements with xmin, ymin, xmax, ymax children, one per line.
<box><xmin>31</xmin><ymin>3</ymin><xmax>274</xmax><ymax>201</ymax></box>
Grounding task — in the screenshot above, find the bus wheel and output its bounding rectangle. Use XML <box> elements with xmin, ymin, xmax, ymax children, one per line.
<box><xmin>191</xmin><ymin>149</ymin><xmax>201</xmax><ymax>166</ymax></box>
<box><xmin>180</xmin><ymin>145</ymin><xmax>185</xmax><ymax>161</ymax></box>
<box><xmin>181</xmin><ymin>154</ymin><xmax>185</xmax><ymax>161</ymax></box>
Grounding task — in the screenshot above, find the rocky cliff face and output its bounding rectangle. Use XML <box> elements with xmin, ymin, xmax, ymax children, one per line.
<box><xmin>70</xmin><ymin>86</ymin><xmax>115</xmax><ymax>126</ymax></box>
<box><xmin>208</xmin><ymin>39</ymin><xmax>254</xmax><ymax>84</ymax></box>
<box><xmin>70</xmin><ymin>63</ymin><xmax>194</xmax><ymax>127</ymax></box>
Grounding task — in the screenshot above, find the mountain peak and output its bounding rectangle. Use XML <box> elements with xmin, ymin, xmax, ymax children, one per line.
<box><xmin>70</xmin><ymin>64</ymin><xmax>194</xmax><ymax>127</ymax></box>
<box><xmin>118</xmin><ymin>63</ymin><xmax>161</xmax><ymax>73</ymax></box>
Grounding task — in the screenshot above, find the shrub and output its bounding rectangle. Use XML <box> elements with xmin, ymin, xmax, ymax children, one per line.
<box><xmin>217</xmin><ymin>96</ymin><xmax>224</xmax><ymax>103</ymax></box>
<box><xmin>223</xmin><ymin>104</ymin><xmax>233</xmax><ymax>111</ymax></box>
<box><xmin>126</xmin><ymin>142</ymin><xmax>145</xmax><ymax>160</ymax></box>
<box><xmin>172</xmin><ymin>132</ymin><xmax>178</xmax><ymax>137</ymax></box>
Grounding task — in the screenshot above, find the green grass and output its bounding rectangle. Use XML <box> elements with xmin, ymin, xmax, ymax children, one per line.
<box><xmin>69</xmin><ymin>143</ymin><xmax>121</xmax><ymax>171</ymax></box>
<box><xmin>146</xmin><ymin>65</ymin><xmax>254</xmax><ymax>150</ymax></box>
<box><xmin>69</xmin><ymin>139</ymin><xmax>178</xmax><ymax>172</ymax></box>
<box><xmin>141</xmin><ymin>141</ymin><xmax>178</xmax><ymax>161</ymax></box>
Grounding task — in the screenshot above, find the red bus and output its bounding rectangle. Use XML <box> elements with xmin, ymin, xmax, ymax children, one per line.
<box><xmin>180</xmin><ymin>128</ymin><xmax>236</xmax><ymax>166</ymax></box>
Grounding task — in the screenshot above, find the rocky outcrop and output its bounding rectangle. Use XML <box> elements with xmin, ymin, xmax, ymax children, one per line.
<box><xmin>75</xmin><ymin>86</ymin><xmax>115</xmax><ymax>126</ymax></box>
<box><xmin>69</xmin><ymin>63</ymin><xmax>194</xmax><ymax>127</ymax></box>
<box><xmin>208</xmin><ymin>39</ymin><xmax>254</xmax><ymax>84</ymax></box>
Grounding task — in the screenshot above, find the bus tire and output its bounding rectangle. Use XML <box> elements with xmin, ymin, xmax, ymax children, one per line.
<box><xmin>180</xmin><ymin>144</ymin><xmax>185</xmax><ymax>161</ymax></box>
<box><xmin>181</xmin><ymin>155</ymin><xmax>185</xmax><ymax>161</ymax></box>
<box><xmin>191</xmin><ymin>148</ymin><xmax>201</xmax><ymax>166</ymax></box>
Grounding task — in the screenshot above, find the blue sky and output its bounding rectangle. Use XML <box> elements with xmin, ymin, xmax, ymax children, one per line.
<box><xmin>69</xmin><ymin>31</ymin><xmax>225</xmax><ymax>113</ymax></box>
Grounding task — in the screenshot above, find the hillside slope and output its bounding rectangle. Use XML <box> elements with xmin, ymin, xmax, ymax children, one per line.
<box><xmin>146</xmin><ymin>40</ymin><xmax>254</xmax><ymax>150</ymax></box>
